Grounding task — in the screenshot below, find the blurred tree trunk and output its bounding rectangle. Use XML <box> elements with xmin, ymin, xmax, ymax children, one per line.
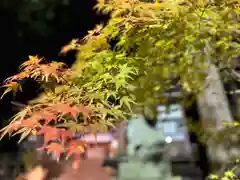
<box><xmin>197</xmin><ymin>64</ymin><xmax>233</xmax><ymax>128</ymax></box>
<box><xmin>197</xmin><ymin>64</ymin><xmax>233</xmax><ymax>170</ymax></box>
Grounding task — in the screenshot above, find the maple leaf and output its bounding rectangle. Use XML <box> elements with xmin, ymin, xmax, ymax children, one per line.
<box><xmin>3</xmin><ymin>118</ymin><xmax>41</xmax><ymax>142</ymax></box>
<box><xmin>21</xmin><ymin>118</ymin><xmax>41</xmax><ymax>129</ymax></box>
<box><xmin>87</xmin><ymin>24</ymin><xmax>104</xmax><ymax>37</ymax></box>
<box><xmin>27</xmin><ymin>60</ymin><xmax>68</xmax><ymax>83</ymax></box>
<box><xmin>51</xmin><ymin>103</ymin><xmax>79</xmax><ymax>118</ymax></box>
<box><xmin>39</xmin><ymin>142</ymin><xmax>65</xmax><ymax>161</ymax></box>
<box><xmin>59</xmin><ymin>129</ymin><xmax>73</xmax><ymax>144</ymax></box>
<box><xmin>8</xmin><ymin>121</ymin><xmax>22</xmax><ymax>131</ymax></box>
<box><xmin>0</xmin><ymin>82</ymin><xmax>22</xmax><ymax>99</ymax></box>
<box><xmin>66</xmin><ymin>140</ymin><xmax>86</xmax><ymax>158</ymax></box>
<box><xmin>119</xmin><ymin>96</ymin><xmax>136</xmax><ymax>112</ymax></box>
<box><xmin>38</xmin><ymin>126</ymin><xmax>61</xmax><ymax>144</ymax></box>
<box><xmin>60</xmin><ymin>44</ymin><xmax>72</xmax><ymax>55</ymax></box>
<box><xmin>60</xmin><ymin>39</ymin><xmax>79</xmax><ymax>55</ymax></box>
<box><xmin>19</xmin><ymin>55</ymin><xmax>42</xmax><ymax>70</ymax></box>
<box><xmin>4</xmin><ymin>72</ymin><xmax>28</xmax><ymax>84</ymax></box>
<box><xmin>55</xmin><ymin>121</ymin><xmax>90</xmax><ymax>134</ymax></box>
<box><xmin>0</xmin><ymin>121</ymin><xmax>22</xmax><ymax>140</ymax></box>
<box><xmin>16</xmin><ymin>128</ymin><xmax>33</xmax><ymax>143</ymax></box>
<box><xmin>0</xmin><ymin>118</ymin><xmax>39</xmax><ymax>142</ymax></box>
<box><xmin>10</xmin><ymin>105</ymin><xmax>33</xmax><ymax>124</ymax></box>
<box><xmin>30</xmin><ymin>64</ymin><xmax>58</xmax><ymax>82</ymax></box>
<box><xmin>31</xmin><ymin>110</ymin><xmax>57</xmax><ymax>124</ymax></box>
<box><xmin>40</xmin><ymin>64</ymin><xmax>58</xmax><ymax>77</ymax></box>
<box><xmin>50</xmin><ymin>61</ymin><xmax>66</xmax><ymax>70</ymax></box>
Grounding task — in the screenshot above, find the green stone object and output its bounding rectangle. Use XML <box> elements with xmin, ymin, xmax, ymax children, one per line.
<box><xmin>117</xmin><ymin>116</ymin><xmax>181</xmax><ymax>180</ymax></box>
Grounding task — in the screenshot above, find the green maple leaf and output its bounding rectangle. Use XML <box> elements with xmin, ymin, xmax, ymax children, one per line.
<box><xmin>56</xmin><ymin>122</ymin><xmax>88</xmax><ymax>133</ymax></box>
<box><xmin>119</xmin><ymin>96</ymin><xmax>136</xmax><ymax>112</ymax></box>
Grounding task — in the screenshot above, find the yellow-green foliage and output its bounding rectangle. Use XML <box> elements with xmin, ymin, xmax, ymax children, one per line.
<box><xmin>209</xmin><ymin>167</ymin><xmax>239</xmax><ymax>180</ymax></box>
<box><xmin>72</xmin><ymin>0</ymin><xmax>240</xmax><ymax>110</ymax></box>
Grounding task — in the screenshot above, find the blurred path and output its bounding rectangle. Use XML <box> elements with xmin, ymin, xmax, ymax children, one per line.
<box><xmin>57</xmin><ymin>147</ymin><xmax>111</xmax><ymax>180</ymax></box>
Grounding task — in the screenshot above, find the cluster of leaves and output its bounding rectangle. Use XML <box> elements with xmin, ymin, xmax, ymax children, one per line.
<box><xmin>209</xmin><ymin>170</ymin><xmax>238</xmax><ymax>180</ymax></box>
<box><xmin>0</xmin><ymin>56</ymin><xmax>89</xmax><ymax>168</ymax></box>
<box><xmin>1</xmin><ymin>55</ymin><xmax>69</xmax><ymax>98</ymax></box>
<box><xmin>208</xmin><ymin>157</ymin><xmax>240</xmax><ymax>180</ymax></box>
<box><xmin>189</xmin><ymin>120</ymin><xmax>240</xmax><ymax>179</ymax></box>
<box><xmin>0</xmin><ymin>46</ymin><xmax>136</xmax><ymax>168</ymax></box>
<box><xmin>91</xmin><ymin>0</ymin><xmax>240</xmax><ymax>108</ymax></box>
<box><xmin>0</xmin><ymin>0</ymin><xmax>240</xmax><ymax>169</ymax></box>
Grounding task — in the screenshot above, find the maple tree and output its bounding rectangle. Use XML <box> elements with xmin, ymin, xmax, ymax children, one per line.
<box><xmin>0</xmin><ymin>0</ymin><xmax>239</xmax><ymax>171</ymax></box>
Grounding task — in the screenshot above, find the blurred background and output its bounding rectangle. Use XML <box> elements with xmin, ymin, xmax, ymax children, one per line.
<box><xmin>0</xmin><ymin>1</ymin><xmax>239</xmax><ymax>180</ymax></box>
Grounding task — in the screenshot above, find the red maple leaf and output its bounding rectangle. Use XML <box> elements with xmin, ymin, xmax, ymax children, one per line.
<box><xmin>31</xmin><ymin>110</ymin><xmax>57</xmax><ymax>125</ymax></box>
<box><xmin>38</xmin><ymin>126</ymin><xmax>60</xmax><ymax>144</ymax></box>
<box><xmin>41</xmin><ymin>110</ymin><xmax>58</xmax><ymax>124</ymax></box>
<box><xmin>59</xmin><ymin>129</ymin><xmax>73</xmax><ymax>144</ymax></box>
<box><xmin>39</xmin><ymin>142</ymin><xmax>65</xmax><ymax>162</ymax></box>
<box><xmin>51</xmin><ymin>103</ymin><xmax>79</xmax><ymax>118</ymax></box>
<box><xmin>66</xmin><ymin>140</ymin><xmax>86</xmax><ymax>158</ymax></box>
<box><xmin>30</xmin><ymin>64</ymin><xmax>57</xmax><ymax>82</ymax></box>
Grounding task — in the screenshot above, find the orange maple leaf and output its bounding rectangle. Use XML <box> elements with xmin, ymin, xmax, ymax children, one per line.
<box><xmin>19</xmin><ymin>55</ymin><xmax>42</xmax><ymax>70</ymax></box>
<box><xmin>0</xmin><ymin>118</ymin><xmax>40</xmax><ymax>140</ymax></box>
<box><xmin>0</xmin><ymin>81</ymin><xmax>22</xmax><ymax>99</ymax></box>
<box><xmin>3</xmin><ymin>72</ymin><xmax>28</xmax><ymax>84</ymax></box>
<box><xmin>60</xmin><ymin>44</ymin><xmax>72</xmax><ymax>55</ymax></box>
<box><xmin>21</xmin><ymin>118</ymin><xmax>41</xmax><ymax>129</ymax></box>
<box><xmin>8</xmin><ymin>121</ymin><xmax>22</xmax><ymax>131</ymax></box>
<box><xmin>66</xmin><ymin>140</ymin><xmax>86</xmax><ymax>158</ymax></box>
<box><xmin>40</xmin><ymin>142</ymin><xmax>65</xmax><ymax>162</ymax></box>
<box><xmin>31</xmin><ymin>110</ymin><xmax>57</xmax><ymax>125</ymax></box>
<box><xmin>60</xmin><ymin>39</ymin><xmax>78</xmax><ymax>55</ymax></box>
<box><xmin>38</xmin><ymin>126</ymin><xmax>60</xmax><ymax>144</ymax></box>
<box><xmin>0</xmin><ymin>121</ymin><xmax>22</xmax><ymax>136</ymax></box>
<box><xmin>50</xmin><ymin>61</ymin><xmax>66</xmax><ymax>68</ymax></box>
<box><xmin>41</xmin><ymin>64</ymin><xmax>58</xmax><ymax>76</ymax></box>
